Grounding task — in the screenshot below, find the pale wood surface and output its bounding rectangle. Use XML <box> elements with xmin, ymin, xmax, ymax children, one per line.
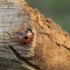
<box><xmin>0</xmin><ymin>0</ymin><xmax>33</xmax><ymax>70</ymax></box>
<box><xmin>0</xmin><ymin>0</ymin><xmax>32</xmax><ymax>60</ymax></box>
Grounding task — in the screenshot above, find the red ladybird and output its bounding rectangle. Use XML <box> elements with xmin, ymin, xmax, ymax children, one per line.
<box><xmin>19</xmin><ymin>28</ymin><xmax>33</xmax><ymax>44</ymax></box>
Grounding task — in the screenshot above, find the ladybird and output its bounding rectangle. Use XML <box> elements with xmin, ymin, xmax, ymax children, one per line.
<box><xmin>19</xmin><ymin>28</ymin><xmax>33</xmax><ymax>44</ymax></box>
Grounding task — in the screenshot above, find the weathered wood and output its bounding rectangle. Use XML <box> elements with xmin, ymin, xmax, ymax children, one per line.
<box><xmin>0</xmin><ymin>0</ymin><xmax>35</xmax><ymax>70</ymax></box>
<box><xmin>0</xmin><ymin>0</ymin><xmax>70</xmax><ymax>70</ymax></box>
<box><xmin>0</xmin><ymin>0</ymin><xmax>32</xmax><ymax>59</ymax></box>
<box><xmin>0</xmin><ymin>57</ymin><xmax>28</xmax><ymax>70</ymax></box>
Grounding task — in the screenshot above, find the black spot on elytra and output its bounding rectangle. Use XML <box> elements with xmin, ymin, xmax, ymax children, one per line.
<box><xmin>24</xmin><ymin>36</ymin><xmax>28</xmax><ymax>39</ymax></box>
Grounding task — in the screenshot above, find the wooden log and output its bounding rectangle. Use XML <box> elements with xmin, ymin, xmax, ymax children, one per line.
<box><xmin>0</xmin><ymin>0</ymin><xmax>70</xmax><ymax>70</ymax></box>
<box><xmin>0</xmin><ymin>57</ymin><xmax>28</xmax><ymax>70</ymax></box>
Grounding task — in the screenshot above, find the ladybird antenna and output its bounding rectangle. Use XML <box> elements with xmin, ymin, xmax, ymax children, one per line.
<box><xmin>4</xmin><ymin>31</ymin><xmax>11</xmax><ymax>45</ymax></box>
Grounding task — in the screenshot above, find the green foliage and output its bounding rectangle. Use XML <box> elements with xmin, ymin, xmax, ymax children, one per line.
<box><xmin>25</xmin><ymin>0</ymin><xmax>70</xmax><ymax>33</ymax></box>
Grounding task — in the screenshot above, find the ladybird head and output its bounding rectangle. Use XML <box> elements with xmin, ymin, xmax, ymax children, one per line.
<box><xmin>27</xmin><ymin>28</ymin><xmax>32</xmax><ymax>32</ymax></box>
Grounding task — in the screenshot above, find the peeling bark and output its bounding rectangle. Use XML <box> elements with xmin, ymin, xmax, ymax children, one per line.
<box><xmin>0</xmin><ymin>0</ymin><xmax>70</xmax><ymax>70</ymax></box>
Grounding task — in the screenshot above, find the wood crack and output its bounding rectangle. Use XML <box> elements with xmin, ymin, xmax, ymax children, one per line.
<box><xmin>39</xmin><ymin>32</ymin><xmax>70</xmax><ymax>51</ymax></box>
<box><xmin>8</xmin><ymin>45</ymin><xmax>41</xmax><ymax>70</ymax></box>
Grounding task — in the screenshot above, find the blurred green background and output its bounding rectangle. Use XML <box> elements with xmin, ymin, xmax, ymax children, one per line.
<box><xmin>25</xmin><ymin>0</ymin><xmax>70</xmax><ymax>33</ymax></box>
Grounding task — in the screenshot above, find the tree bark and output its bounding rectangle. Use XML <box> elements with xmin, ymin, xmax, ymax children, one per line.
<box><xmin>0</xmin><ymin>0</ymin><xmax>70</xmax><ymax>70</ymax></box>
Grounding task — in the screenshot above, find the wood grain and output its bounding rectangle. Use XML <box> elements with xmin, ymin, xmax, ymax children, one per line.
<box><xmin>0</xmin><ymin>0</ymin><xmax>70</xmax><ymax>70</ymax></box>
<box><xmin>0</xmin><ymin>0</ymin><xmax>32</xmax><ymax>60</ymax></box>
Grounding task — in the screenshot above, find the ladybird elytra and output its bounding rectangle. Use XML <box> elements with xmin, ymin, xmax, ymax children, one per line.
<box><xmin>19</xmin><ymin>28</ymin><xmax>33</xmax><ymax>44</ymax></box>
